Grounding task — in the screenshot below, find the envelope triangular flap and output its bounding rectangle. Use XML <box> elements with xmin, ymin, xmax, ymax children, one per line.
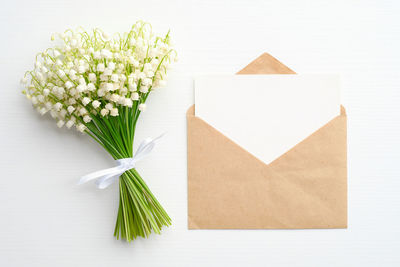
<box><xmin>187</xmin><ymin>53</ymin><xmax>347</xmax><ymax>229</ymax></box>
<box><xmin>237</xmin><ymin>52</ymin><xmax>296</xmax><ymax>75</ymax></box>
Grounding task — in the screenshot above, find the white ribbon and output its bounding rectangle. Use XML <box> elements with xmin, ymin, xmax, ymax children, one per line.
<box><xmin>78</xmin><ymin>134</ymin><xmax>164</xmax><ymax>189</ymax></box>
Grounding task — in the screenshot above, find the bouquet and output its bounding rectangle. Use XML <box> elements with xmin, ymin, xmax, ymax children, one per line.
<box><xmin>21</xmin><ymin>21</ymin><xmax>176</xmax><ymax>242</ymax></box>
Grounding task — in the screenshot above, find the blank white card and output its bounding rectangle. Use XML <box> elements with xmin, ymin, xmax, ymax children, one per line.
<box><xmin>195</xmin><ymin>74</ymin><xmax>341</xmax><ymax>164</ymax></box>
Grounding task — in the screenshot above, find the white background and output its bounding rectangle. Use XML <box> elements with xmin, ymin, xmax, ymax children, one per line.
<box><xmin>1</xmin><ymin>0</ymin><xmax>400</xmax><ymax>266</ymax></box>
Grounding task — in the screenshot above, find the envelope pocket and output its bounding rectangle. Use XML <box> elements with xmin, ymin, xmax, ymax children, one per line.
<box><xmin>187</xmin><ymin>105</ymin><xmax>347</xmax><ymax>229</ymax></box>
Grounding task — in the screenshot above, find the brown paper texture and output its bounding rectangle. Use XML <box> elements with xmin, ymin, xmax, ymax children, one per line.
<box><xmin>187</xmin><ymin>53</ymin><xmax>347</xmax><ymax>229</ymax></box>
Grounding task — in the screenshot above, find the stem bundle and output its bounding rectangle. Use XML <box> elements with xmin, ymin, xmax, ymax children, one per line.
<box><xmin>86</xmin><ymin>105</ymin><xmax>171</xmax><ymax>242</ymax></box>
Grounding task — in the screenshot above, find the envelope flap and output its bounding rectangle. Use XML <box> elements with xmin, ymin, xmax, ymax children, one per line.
<box><xmin>237</xmin><ymin>52</ymin><xmax>296</xmax><ymax>74</ymax></box>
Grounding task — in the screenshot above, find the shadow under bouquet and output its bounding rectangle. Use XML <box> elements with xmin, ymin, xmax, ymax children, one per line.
<box><xmin>21</xmin><ymin>21</ymin><xmax>176</xmax><ymax>242</ymax></box>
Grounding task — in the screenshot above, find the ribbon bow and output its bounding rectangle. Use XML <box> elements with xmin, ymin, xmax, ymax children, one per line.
<box><xmin>78</xmin><ymin>134</ymin><xmax>164</xmax><ymax>189</ymax></box>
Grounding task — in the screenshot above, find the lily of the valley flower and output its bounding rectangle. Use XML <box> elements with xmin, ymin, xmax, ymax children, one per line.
<box><xmin>22</xmin><ymin>22</ymin><xmax>177</xmax><ymax>133</ymax></box>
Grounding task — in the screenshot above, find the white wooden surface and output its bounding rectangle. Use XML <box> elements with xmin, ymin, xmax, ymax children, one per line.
<box><xmin>1</xmin><ymin>0</ymin><xmax>400</xmax><ymax>266</ymax></box>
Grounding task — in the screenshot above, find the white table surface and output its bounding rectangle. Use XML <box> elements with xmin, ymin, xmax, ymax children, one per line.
<box><xmin>1</xmin><ymin>0</ymin><xmax>400</xmax><ymax>266</ymax></box>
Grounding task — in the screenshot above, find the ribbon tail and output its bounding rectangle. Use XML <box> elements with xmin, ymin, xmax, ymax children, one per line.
<box><xmin>95</xmin><ymin>173</ymin><xmax>122</xmax><ymax>189</ymax></box>
<box><xmin>133</xmin><ymin>133</ymin><xmax>166</xmax><ymax>161</ymax></box>
<box><xmin>78</xmin><ymin>165</ymin><xmax>124</xmax><ymax>186</ymax></box>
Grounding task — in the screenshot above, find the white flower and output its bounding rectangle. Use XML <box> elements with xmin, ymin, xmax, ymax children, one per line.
<box><xmin>146</xmin><ymin>71</ymin><xmax>154</xmax><ymax>78</ymax></box>
<box><xmin>106</xmin><ymin>83</ymin><xmax>114</xmax><ymax>91</ymax></box>
<box><xmin>110</xmin><ymin>94</ymin><xmax>120</xmax><ymax>102</ymax></box>
<box><xmin>56</xmin><ymin>70</ymin><xmax>65</xmax><ymax>77</ymax></box>
<box><xmin>53</xmin><ymin>102</ymin><xmax>62</xmax><ymax>111</ymax></box>
<box><xmin>110</xmin><ymin>74</ymin><xmax>119</xmax><ymax>82</ymax></box>
<box><xmin>97</xmin><ymin>89</ymin><xmax>106</xmax><ymax>97</ymax></box>
<box><xmin>102</xmin><ymin>31</ymin><xmax>110</xmax><ymax>41</ymax></box>
<box><xmin>31</xmin><ymin>96</ymin><xmax>38</xmax><ymax>105</ymax></box>
<box><xmin>66</xmin><ymin>119</ymin><xmax>75</xmax><ymax>128</ymax></box>
<box><xmin>142</xmin><ymin>78</ymin><xmax>152</xmax><ymax>86</ymax></box>
<box><xmin>67</xmin><ymin>106</ymin><xmax>75</xmax><ymax>113</ymax></box>
<box><xmin>39</xmin><ymin>107</ymin><xmax>47</xmax><ymax>115</ymax></box>
<box><xmin>131</xmin><ymin>92</ymin><xmax>139</xmax><ymax>100</ymax></box>
<box><xmin>36</xmin><ymin>72</ymin><xmax>44</xmax><ymax>81</ymax></box>
<box><xmin>108</xmin><ymin>62</ymin><xmax>116</xmax><ymax>70</ymax></box>
<box><xmin>105</xmin><ymin>103</ymin><xmax>113</xmax><ymax>110</ymax></box>
<box><xmin>45</xmin><ymin>102</ymin><xmax>52</xmax><ymax>110</ymax></box>
<box><xmin>149</xmin><ymin>47</ymin><xmax>159</xmax><ymax>57</ymax></box>
<box><xmin>54</xmin><ymin>50</ymin><xmax>61</xmax><ymax>57</ymax></box>
<box><xmin>92</xmin><ymin>100</ymin><xmax>101</xmax><ymax>109</ymax></box>
<box><xmin>57</xmin><ymin>120</ymin><xmax>65</xmax><ymax>128</ymax></box>
<box><xmin>43</xmin><ymin>88</ymin><xmax>50</xmax><ymax>96</ymax></box>
<box><xmin>79</xmin><ymin>107</ymin><xmax>87</xmax><ymax>115</ymax></box>
<box><xmin>144</xmin><ymin>63</ymin><xmax>152</xmax><ymax>70</ymax></box>
<box><xmin>69</xmin><ymin>70</ymin><xmax>78</xmax><ymax>78</ymax></box>
<box><xmin>65</xmin><ymin>81</ymin><xmax>73</xmax><ymax>89</ymax></box>
<box><xmin>100</xmin><ymin>74</ymin><xmax>108</xmax><ymax>81</ymax></box>
<box><xmin>20</xmin><ymin>77</ymin><xmax>28</xmax><ymax>85</ymax></box>
<box><xmin>100</xmin><ymin>108</ymin><xmax>109</xmax><ymax>116</ymax></box>
<box><xmin>70</xmin><ymin>38</ymin><xmax>78</xmax><ymax>47</ymax></box>
<box><xmin>82</xmin><ymin>97</ymin><xmax>91</xmax><ymax>106</ymax></box>
<box><xmin>103</xmin><ymin>68</ymin><xmax>113</xmax><ymax>76</ymax></box>
<box><xmin>139</xmin><ymin>86</ymin><xmax>149</xmax><ymax>93</ymax></box>
<box><xmin>88</xmin><ymin>73</ymin><xmax>96</xmax><ymax>82</ymax></box>
<box><xmin>77</xmin><ymin>84</ymin><xmax>87</xmax><ymax>93</ymax></box>
<box><xmin>87</xmin><ymin>83</ymin><xmax>96</xmax><ymax>91</ymax></box>
<box><xmin>120</xmin><ymin>87</ymin><xmax>128</xmax><ymax>95</ymax></box>
<box><xmin>151</xmin><ymin>58</ymin><xmax>159</xmax><ymax>66</ymax></box>
<box><xmin>93</xmin><ymin>51</ymin><xmax>101</xmax><ymax>59</ymax></box>
<box><xmin>97</xmin><ymin>63</ymin><xmax>105</xmax><ymax>72</ymax></box>
<box><xmin>59</xmin><ymin>109</ymin><xmax>67</xmax><ymax>118</ymax></box>
<box><xmin>111</xmin><ymin>82</ymin><xmax>119</xmax><ymax>91</ymax></box>
<box><xmin>110</xmin><ymin>108</ymin><xmax>119</xmax><ymax>116</ymax></box>
<box><xmin>101</xmin><ymin>49</ymin><xmax>112</xmax><ymax>59</ymax></box>
<box><xmin>76</xmin><ymin>123</ymin><xmax>86</xmax><ymax>132</ymax></box>
<box><xmin>78</xmin><ymin>65</ymin><xmax>86</xmax><ymax>73</ymax></box>
<box><xmin>83</xmin><ymin>115</ymin><xmax>92</xmax><ymax>123</ymax></box>
<box><xmin>138</xmin><ymin>103</ymin><xmax>146</xmax><ymax>111</ymax></box>
<box><xmin>132</xmin><ymin>60</ymin><xmax>139</xmax><ymax>68</ymax></box>
<box><xmin>128</xmin><ymin>82</ymin><xmax>137</xmax><ymax>91</ymax></box>
<box><xmin>124</xmin><ymin>98</ymin><xmax>133</xmax><ymax>107</ymax></box>
<box><xmin>50</xmin><ymin>110</ymin><xmax>58</xmax><ymax>119</ymax></box>
<box><xmin>118</xmin><ymin>97</ymin><xmax>125</xmax><ymax>105</ymax></box>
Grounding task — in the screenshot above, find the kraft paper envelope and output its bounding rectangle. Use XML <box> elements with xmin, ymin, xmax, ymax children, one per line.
<box><xmin>187</xmin><ymin>53</ymin><xmax>347</xmax><ymax>229</ymax></box>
